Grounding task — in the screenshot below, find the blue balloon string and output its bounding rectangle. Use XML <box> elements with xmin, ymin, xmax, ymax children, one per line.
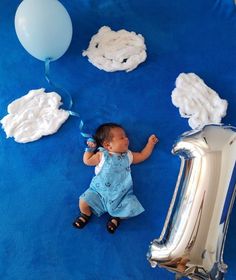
<box><xmin>44</xmin><ymin>58</ymin><xmax>92</xmax><ymax>140</ymax></box>
<box><xmin>45</xmin><ymin>58</ymin><xmax>72</xmax><ymax>110</ymax></box>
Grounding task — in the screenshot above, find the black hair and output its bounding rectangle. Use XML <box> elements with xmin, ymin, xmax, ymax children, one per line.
<box><xmin>94</xmin><ymin>123</ymin><xmax>123</xmax><ymax>147</ymax></box>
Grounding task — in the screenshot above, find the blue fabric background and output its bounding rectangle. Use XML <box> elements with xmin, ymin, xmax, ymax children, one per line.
<box><xmin>0</xmin><ymin>0</ymin><xmax>235</xmax><ymax>279</ymax></box>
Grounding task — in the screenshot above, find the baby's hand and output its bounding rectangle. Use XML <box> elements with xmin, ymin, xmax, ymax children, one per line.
<box><xmin>87</xmin><ymin>138</ymin><xmax>97</xmax><ymax>148</ymax></box>
<box><xmin>148</xmin><ymin>134</ymin><xmax>159</xmax><ymax>145</ymax></box>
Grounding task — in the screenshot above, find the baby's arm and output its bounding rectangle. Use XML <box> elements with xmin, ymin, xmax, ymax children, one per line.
<box><xmin>132</xmin><ymin>134</ymin><xmax>158</xmax><ymax>164</ymax></box>
<box><xmin>83</xmin><ymin>151</ymin><xmax>101</xmax><ymax>166</ymax></box>
<box><xmin>83</xmin><ymin>138</ymin><xmax>101</xmax><ymax>166</ymax></box>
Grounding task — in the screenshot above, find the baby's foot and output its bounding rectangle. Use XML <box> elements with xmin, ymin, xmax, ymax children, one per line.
<box><xmin>107</xmin><ymin>217</ymin><xmax>121</xmax><ymax>234</ymax></box>
<box><xmin>73</xmin><ymin>213</ymin><xmax>91</xmax><ymax>229</ymax></box>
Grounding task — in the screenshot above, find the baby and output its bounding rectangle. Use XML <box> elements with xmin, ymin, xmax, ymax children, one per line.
<box><xmin>73</xmin><ymin>123</ymin><xmax>158</xmax><ymax>233</ymax></box>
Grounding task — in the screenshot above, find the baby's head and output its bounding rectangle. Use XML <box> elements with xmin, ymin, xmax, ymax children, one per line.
<box><xmin>94</xmin><ymin>123</ymin><xmax>129</xmax><ymax>153</ymax></box>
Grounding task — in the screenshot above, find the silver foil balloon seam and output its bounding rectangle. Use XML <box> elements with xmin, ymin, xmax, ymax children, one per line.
<box><xmin>147</xmin><ymin>125</ymin><xmax>236</xmax><ymax>280</ymax></box>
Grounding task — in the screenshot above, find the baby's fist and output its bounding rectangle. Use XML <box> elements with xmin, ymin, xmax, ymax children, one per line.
<box><xmin>87</xmin><ymin>138</ymin><xmax>97</xmax><ymax>148</ymax></box>
<box><xmin>148</xmin><ymin>134</ymin><xmax>159</xmax><ymax>145</ymax></box>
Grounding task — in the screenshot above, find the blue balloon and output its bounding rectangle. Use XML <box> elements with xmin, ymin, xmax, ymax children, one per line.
<box><xmin>15</xmin><ymin>0</ymin><xmax>73</xmax><ymax>61</ymax></box>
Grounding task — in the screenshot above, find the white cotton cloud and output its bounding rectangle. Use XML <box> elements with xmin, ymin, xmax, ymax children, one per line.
<box><xmin>82</xmin><ymin>26</ymin><xmax>147</xmax><ymax>72</ymax></box>
<box><xmin>1</xmin><ymin>88</ymin><xmax>69</xmax><ymax>143</ymax></box>
<box><xmin>171</xmin><ymin>73</ymin><xmax>228</xmax><ymax>129</ymax></box>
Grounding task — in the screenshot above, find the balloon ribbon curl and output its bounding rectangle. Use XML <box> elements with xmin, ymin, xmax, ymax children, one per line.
<box><xmin>45</xmin><ymin>58</ymin><xmax>92</xmax><ymax>139</ymax></box>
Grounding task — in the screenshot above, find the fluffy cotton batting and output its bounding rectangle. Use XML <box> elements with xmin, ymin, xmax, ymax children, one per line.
<box><xmin>82</xmin><ymin>26</ymin><xmax>147</xmax><ymax>72</ymax></box>
<box><xmin>171</xmin><ymin>73</ymin><xmax>228</xmax><ymax>129</ymax></box>
<box><xmin>0</xmin><ymin>88</ymin><xmax>69</xmax><ymax>143</ymax></box>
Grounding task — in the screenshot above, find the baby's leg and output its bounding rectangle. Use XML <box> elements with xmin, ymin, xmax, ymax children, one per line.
<box><xmin>72</xmin><ymin>199</ymin><xmax>92</xmax><ymax>229</ymax></box>
<box><xmin>79</xmin><ymin>198</ymin><xmax>92</xmax><ymax>217</ymax></box>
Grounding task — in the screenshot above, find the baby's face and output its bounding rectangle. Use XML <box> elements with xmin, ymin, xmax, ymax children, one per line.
<box><xmin>107</xmin><ymin>127</ymin><xmax>129</xmax><ymax>153</ymax></box>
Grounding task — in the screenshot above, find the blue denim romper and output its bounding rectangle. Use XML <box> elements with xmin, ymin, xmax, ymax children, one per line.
<box><xmin>80</xmin><ymin>148</ymin><xmax>145</xmax><ymax>218</ymax></box>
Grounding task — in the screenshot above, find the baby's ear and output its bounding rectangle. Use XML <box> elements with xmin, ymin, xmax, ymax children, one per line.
<box><xmin>102</xmin><ymin>140</ymin><xmax>110</xmax><ymax>150</ymax></box>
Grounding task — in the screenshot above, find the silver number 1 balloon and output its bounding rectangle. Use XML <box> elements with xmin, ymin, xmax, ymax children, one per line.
<box><xmin>147</xmin><ymin>125</ymin><xmax>236</xmax><ymax>280</ymax></box>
